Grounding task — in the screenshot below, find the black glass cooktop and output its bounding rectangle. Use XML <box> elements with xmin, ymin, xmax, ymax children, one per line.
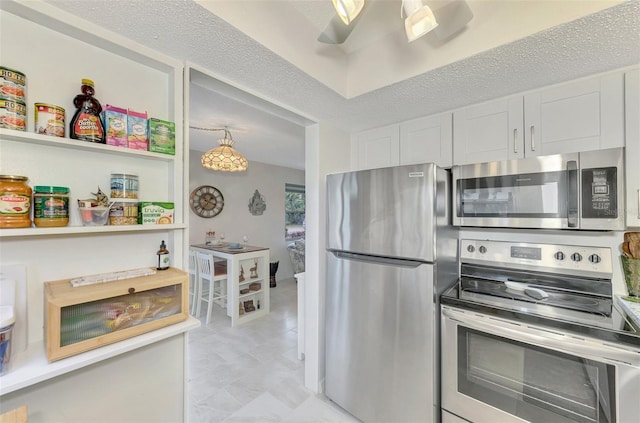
<box><xmin>441</xmin><ymin>283</ymin><xmax>640</xmax><ymax>349</ymax></box>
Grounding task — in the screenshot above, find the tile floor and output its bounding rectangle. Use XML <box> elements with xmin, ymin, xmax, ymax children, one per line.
<box><xmin>187</xmin><ymin>277</ymin><xmax>360</xmax><ymax>422</ymax></box>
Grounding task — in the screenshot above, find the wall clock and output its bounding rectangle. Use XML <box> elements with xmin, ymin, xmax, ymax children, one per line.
<box><xmin>190</xmin><ymin>185</ymin><xmax>224</xmax><ymax>218</ymax></box>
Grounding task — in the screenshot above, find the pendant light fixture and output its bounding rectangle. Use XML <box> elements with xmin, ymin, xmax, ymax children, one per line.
<box><xmin>191</xmin><ymin>126</ymin><xmax>248</xmax><ymax>172</ymax></box>
<box><xmin>402</xmin><ymin>0</ymin><xmax>439</xmax><ymax>42</ymax></box>
<box><xmin>332</xmin><ymin>0</ymin><xmax>365</xmax><ymax>25</ymax></box>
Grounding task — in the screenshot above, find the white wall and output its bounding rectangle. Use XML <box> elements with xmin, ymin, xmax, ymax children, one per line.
<box><xmin>188</xmin><ymin>153</ymin><xmax>304</xmax><ymax>281</ymax></box>
<box><xmin>304</xmin><ymin>123</ymin><xmax>351</xmax><ymax>392</ymax></box>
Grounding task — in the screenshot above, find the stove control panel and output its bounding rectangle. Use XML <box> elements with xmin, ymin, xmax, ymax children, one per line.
<box><xmin>460</xmin><ymin>239</ymin><xmax>613</xmax><ymax>277</ymax></box>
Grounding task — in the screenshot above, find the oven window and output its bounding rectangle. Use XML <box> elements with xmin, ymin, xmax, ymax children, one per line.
<box><xmin>457</xmin><ymin>171</ymin><xmax>567</xmax><ymax>218</ymax></box>
<box><xmin>458</xmin><ymin>327</ymin><xmax>616</xmax><ymax>423</ymax></box>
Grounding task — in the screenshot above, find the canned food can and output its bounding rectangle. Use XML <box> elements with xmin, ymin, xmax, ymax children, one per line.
<box><xmin>34</xmin><ymin>103</ymin><xmax>65</xmax><ymax>137</ymax></box>
<box><xmin>0</xmin><ymin>67</ymin><xmax>26</xmax><ymax>103</ymax></box>
<box><xmin>0</xmin><ymin>99</ymin><xmax>26</xmax><ymax>131</ymax></box>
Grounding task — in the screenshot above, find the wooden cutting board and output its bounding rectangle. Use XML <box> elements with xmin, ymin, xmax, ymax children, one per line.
<box><xmin>0</xmin><ymin>406</ymin><xmax>27</xmax><ymax>423</ymax></box>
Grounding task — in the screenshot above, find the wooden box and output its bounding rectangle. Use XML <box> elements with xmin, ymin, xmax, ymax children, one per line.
<box><xmin>44</xmin><ymin>267</ymin><xmax>188</xmax><ymax>362</ymax></box>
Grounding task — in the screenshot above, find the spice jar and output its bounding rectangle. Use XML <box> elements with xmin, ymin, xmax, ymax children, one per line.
<box><xmin>0</xmin><ymin>175</ymin><xmax>32</xmax><ymax>228</ymax></box>
<box><xmin>33</xmin><ymin>186</ymin><xmax>70</xmax><ymax>227</ymax></box>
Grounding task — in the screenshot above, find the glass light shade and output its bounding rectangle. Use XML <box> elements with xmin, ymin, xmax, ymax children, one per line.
<box><xmin>403</xmin><ymin>0</ymin><xmax>438</xmax><ymax>42</ymax></box>
<box><xmin>201</xmin><ymin>137</ymin><xmax>248</xmax><ymax>172</ymax></box>
<box><xmin>332</xmin><ymin>0</ymin><xmax>365</xmax><ymax>25</ymax></box>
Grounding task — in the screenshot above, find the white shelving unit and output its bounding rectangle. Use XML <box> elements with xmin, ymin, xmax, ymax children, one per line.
<box><xmin>190</xmin><ymin>245</ymin><xmax>270</xmax><ymax>327</ymax></box>
<box><xmin>0</xmin><ymin>1</ymin><xmax>190</xmax><ymax>420</ymax></box>
<box><xmin>237</xmin><ymin>253</ymin><xmax>269</xmax><ymax>323</ymax></box>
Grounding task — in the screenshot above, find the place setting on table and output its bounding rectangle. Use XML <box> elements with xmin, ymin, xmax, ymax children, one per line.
<box><xmin>196</xmin><ymin>232</ymin><xmax>262</xmax><ymax>253</ymax></box>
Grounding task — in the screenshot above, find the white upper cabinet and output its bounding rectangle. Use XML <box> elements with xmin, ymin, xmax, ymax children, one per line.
<box><xmin>453</xmin><ymin>72</ymin><xmax>624</xmax><ymax>165</ymax></box>
<box><xmin>453</xmin><ymin>97</ymin><xmax>523</xmax><ymax>165</ymax></box>
<box><xmin>625</xmin><ymin>69</ymin><xmax>640</xmax><ymax>228</ymax></box>
<box><xmin>400</xmin><ymin>113</ymin><xmax>453</xmax><ymax>167</ymax></box>
<box><xmin>351</xmin><ymin>124</ymin><xmax>400</xmax><ymax>170</ymax></box>
<box><xmin>352</xmin><ymin>113</ymin><xmax>453</xmax><ymax>170</ymax></box>
<box><xmin>524</xmin><ymin>72</ymin><xmax>624</xmax><ymax>156</ymax></box>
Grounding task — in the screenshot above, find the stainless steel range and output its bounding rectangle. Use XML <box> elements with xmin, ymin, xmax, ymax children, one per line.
<box><xmin>440</xmin><ymin>239</ymin><xmax>640</xmax><ymax>423</ymax></box>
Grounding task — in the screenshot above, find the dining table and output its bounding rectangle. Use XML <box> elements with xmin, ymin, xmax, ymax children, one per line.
<box><xmin>190</xmin><ymin>243</ymin><xmax>270</xmax><ymax>326</ymax></box>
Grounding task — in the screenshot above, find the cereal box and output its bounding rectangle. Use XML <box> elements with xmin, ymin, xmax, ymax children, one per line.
<box><xmin>102</xmin><ymin>105</ymin><xmax>127</xmax><ymax>147</ymax></box>
<box><xmin>148</xmin><ymin>118</ymin><xmax>175</xmax><ymax>155</ymax></box>
<box><xmin>127</xmin><ymin>109</ymin><xmax>148</xmax><ymax>150</ymax></box>
<box><xmin>138</xmin><ymin>202</ymin><xmax>174</xmax><ymax>225</ymax></box>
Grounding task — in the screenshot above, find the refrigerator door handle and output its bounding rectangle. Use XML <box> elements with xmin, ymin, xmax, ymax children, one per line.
<box><xmin>331</xmin><ymin>250</ymin><xmax>424</xmax><ymax>268</ymax></box>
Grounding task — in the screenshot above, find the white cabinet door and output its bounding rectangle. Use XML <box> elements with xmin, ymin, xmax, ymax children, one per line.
<box><xmin>400</xmin><ymin>112</ymin><xmax>453</xmax><ymax>167</ymax></box>
<box><xmin>453</xmin><ymin>96</ymin><xmax>523</xmax><ymax>165</ymax></box>
<box><xmin>351</xmin><ymin>124</ymin><xmax>400</xmax><ymax>170</ymax></box>
<box><xmin>625</xmin><ymin>69</ymin><xmax>640</xmax><ymax>228</ymax></box>
<box><xmin>524</xmin><ymin>72</ymin><xmax>624</xmax><ymax>156</ymax></box>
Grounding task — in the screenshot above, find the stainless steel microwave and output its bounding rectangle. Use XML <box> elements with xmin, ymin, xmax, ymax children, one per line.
<box><xmin>452</xmin><ymin>147</ymin><xmax>625</xmax><ymax>230</ymax></box>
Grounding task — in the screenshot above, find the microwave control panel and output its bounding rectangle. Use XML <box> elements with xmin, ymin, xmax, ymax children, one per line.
<box><xmin>582</xmin><ymin>167</ymin><xmax>618</xmax><ymax>218</ymax></box>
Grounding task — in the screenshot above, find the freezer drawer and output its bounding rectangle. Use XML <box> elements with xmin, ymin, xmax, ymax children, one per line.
<box><xmin>325</xmin><ymin>251</ymin><xmax>438</xmax><ymax>423</ymax></box>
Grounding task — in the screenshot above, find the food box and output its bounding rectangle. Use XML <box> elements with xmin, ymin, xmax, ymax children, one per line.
<box><xmin>148</xmin><ymin>118</ymin><xmax>175</xmax><ymax>155</ymax></box>
<box><xmin>44</xmin><ymin>267</ymin><xmax>188</xmax><ymax>362</ymax></box>
<box><xmin>138</xmin><ymin>201</ymin><xmax>174</xmax><ymax>225</ymax></box>
<box><xmin>102</xmin><ymin>105</ymin><xmax>128</xmax><ymax>147</ymax></box>
<box><xmin>127</xmin><ymin>109</ymin><xmax>148</xmax><ymax>150</ymax></box>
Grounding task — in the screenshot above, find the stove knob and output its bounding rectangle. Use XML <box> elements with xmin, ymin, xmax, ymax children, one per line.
<box><xmin>479</xmin><ymin>246</ymin><xmax>487</xmax><ymax>254</ymax></box>
<box><xmin>571</xmin><ymin>252</ymin><xmax>583</xmax><ymax>262</ymax></box>
<box><xmin>554</xmin><ymin>251</ymin><xmax>565</xmax><ymax>261</ymax></box>
<box><xmin>588</xmin><ymin>254</ymin><xmax>601</xmax><ymax>264</ymax></box>
<box><xmin>466</xmin><ymin>245</ymin><xmax>475</xmax><ymax>253</ymax></box>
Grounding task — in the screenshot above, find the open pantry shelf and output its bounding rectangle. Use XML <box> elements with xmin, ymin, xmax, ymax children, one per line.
<box><xmin>0</xmin><ymin>1</ymin><xmax>189</xmax><ymax>417</ymax></box>
<box><xmin>0</xmin><ymin>223</ymin><xmax>187</xmax><ymax>238</ymax></box>
<box><xmin>0</xmin><ymin>129</ymin><xmax>176</xmax><ymax>161</ymax></box>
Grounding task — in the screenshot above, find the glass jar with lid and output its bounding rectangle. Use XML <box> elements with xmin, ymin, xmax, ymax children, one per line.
<box><xmin>0</xmin><ymin>175</ymin><xmax>32</xmax><ymax>228</ymax></box>
<box><xmin>33</xmin><ymin>186</ymin><xmax>70</xmax><ymax>227</ymax></box>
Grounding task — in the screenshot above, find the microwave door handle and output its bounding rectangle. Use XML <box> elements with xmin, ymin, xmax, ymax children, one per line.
<box><xmin>567</xmin><ymin>160</ymin><xmax>578</xmax><ymax>228</ymax></box>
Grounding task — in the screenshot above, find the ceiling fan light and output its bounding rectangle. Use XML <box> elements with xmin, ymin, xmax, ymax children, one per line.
<box><xmin>332</xmin><ymin>0</ymin><xmax>365</xmax><ymax>25</ymax></box>
<box><xmin>403</xmin><ymin>0</ymin><xmax>439</xmax><ymax>42</ymax></box>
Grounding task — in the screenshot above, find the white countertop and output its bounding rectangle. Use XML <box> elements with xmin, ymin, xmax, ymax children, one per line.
<box><xmin>0</xmin><ymin>316</ymin><xmax>200</xmax><ymax>396</ymax></box>
<box><xmin>617</xmin><ymin>296</ymin><xmax>640</xmax><ymax>328</ymax></box>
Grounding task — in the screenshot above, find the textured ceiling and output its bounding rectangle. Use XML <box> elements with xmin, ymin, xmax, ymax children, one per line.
<box><xmin>44</xmin><ymin>0</ymin><xmax>640</xmax><ymax>170</ymax></box>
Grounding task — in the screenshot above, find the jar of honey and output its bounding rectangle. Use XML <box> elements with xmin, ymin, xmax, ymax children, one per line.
<box><xmin>0</xmin><ymin>175</ymin><xmax>32</xmax><ymax>228</ymax></box>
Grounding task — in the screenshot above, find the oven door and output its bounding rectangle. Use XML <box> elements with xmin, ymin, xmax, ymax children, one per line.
<box><xmin>441</xmin><ymin>306</ymin><xmax>640</xmax><ymax>423</ymax></box>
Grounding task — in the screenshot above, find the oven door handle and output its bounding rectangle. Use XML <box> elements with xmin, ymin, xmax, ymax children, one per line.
<box><xmin>442</xmin><ymin>307</ymin><xmax>640</xmax><ymax>366</ymax></box>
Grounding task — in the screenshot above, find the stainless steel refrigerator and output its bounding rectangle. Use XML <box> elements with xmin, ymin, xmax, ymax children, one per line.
<box><xmin>325</xmin><ymin>163</ymin><xmax>458</xmax><ymax>423</ymax></box>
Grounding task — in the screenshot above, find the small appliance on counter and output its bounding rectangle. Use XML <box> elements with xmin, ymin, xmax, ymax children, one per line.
<box><xmin>0</xmin><ymin>265</ymin><xmax>27</xmax><ymax>377</ymax></box>
<box><xmin>0</xmin><ymin>305</ymin><xmax>15</xmax><ymax>376</ymax></box>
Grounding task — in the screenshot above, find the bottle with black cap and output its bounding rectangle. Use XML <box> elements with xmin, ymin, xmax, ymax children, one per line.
<box><xmin>157</xmin><ymin>240</ymin><xmax>170</xmax><ymax>270</ymax></box>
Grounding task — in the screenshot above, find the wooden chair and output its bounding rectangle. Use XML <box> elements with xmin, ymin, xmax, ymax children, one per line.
<box><xmin>195</xmin><ymin>252</ymin><xmax>228</xmax><ymax>324</ymax></box>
